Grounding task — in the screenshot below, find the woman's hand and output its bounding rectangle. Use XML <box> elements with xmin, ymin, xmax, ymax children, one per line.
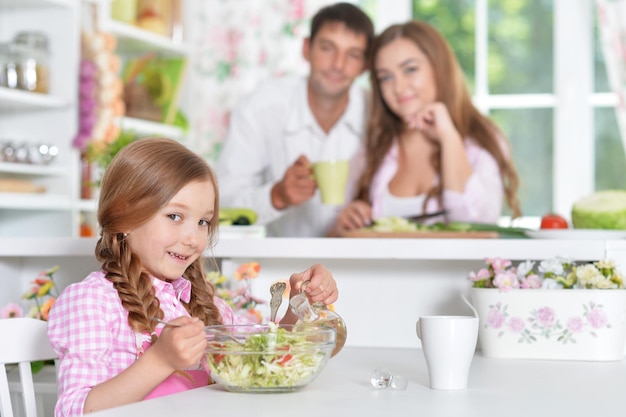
<box><xmin>289</xmin><ymin>264</ymin><xmax>338</xmax><ymax>306</ymax></box>
<box><xmin>333</xmin><ymin>200</ymin><xmax>373</xmax><ymax>232</ymax></box>
<box><xmin>151</xmin><ymin>316</ymin><xmax>206</xmax><ymax>371</ymax></box>
<box><xmin>406</xmin><ymin>102</ymin><xmax>472</xmax><ymax>192</ymax></box>
<box><xmin>406</xmin><ymin>102</ymin><xmax>461</xmax><ymax>145</ymax></box>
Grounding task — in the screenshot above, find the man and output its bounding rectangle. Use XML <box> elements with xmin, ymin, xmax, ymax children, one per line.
<box><xmin>216</xmin><ymin>2</ymin><xmax>374</xmax><ymax>237</ymax></box>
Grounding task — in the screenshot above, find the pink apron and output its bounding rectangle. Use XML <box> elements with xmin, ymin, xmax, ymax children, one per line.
<box><xmin>135</xmin><ymin>327</ymin><xmax>210</xmax><ymax>400</ymax></box>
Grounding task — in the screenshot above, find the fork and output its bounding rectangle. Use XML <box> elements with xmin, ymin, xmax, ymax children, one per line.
<box><xmin>151</xmin><ymin>317</ymin><xmax>183</xmax><ymax>328</ymax></box>
<box><xmin>151</xmin><ymin>317</ymin><xmax>245</xmax><ymax>345</ymax></box>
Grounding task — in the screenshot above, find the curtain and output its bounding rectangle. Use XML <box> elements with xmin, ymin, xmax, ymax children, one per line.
<box><xmin>185</xmin><ymin>0</ymin><xmax>334</xmax><ymax>161</ymax></box>
<box><xmin>596</xmin><ymin>0</ymin><xmax>626</xmax><ymax>153</ymax></box>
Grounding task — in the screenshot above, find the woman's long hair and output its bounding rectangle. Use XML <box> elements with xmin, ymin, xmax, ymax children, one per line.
<box><xmin>95</xmin><ymin>138</ymin><xmax>223</xmax><ymax>337</ymax></box>
<box><xmin>356</xmin><ymin>20</ymin><xmax>521</xmax><ymax>218</ymax></box>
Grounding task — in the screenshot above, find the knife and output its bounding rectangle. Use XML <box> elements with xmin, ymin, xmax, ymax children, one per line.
<box><xmin>405</xmin><ymin>210</ymin><xmax>447</xmax><ymax>223</ymax></box>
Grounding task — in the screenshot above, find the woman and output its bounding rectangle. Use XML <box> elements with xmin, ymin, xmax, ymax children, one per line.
<box><xmin>331</xmin><ymin>20</ymin><xmax>521</xmax><ymax>234</ymax></box>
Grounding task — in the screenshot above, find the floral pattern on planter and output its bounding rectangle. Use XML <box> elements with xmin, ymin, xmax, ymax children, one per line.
<box><xmin>485</xmin><ymin>301</ymin><xmax>611</xmax><ymax>345</ymax></box>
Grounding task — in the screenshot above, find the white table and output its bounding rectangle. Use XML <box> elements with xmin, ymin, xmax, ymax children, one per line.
<box><xmin>88</xmin><ymin>347</ymin><xmax>626</xmax><ymax>417</ymax></box>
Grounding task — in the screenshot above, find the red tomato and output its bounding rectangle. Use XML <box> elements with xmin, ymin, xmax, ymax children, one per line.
<box><xmin>277</xmin><ymin>354</ymin><xmax>293</xmax><ymax>366</ymax></box>
<box><xmin>540</xmin><ymin>214</ymin><xmax>569</xmax><ymax>229</ymax></box>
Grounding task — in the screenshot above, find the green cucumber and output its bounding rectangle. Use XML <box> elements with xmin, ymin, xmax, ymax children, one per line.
<box><xmin>219</xmin><ymin>208</ymin><xmax>258</xmax><ymax>225</ymax></box>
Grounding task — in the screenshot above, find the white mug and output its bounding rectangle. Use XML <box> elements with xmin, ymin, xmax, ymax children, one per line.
<box><xmin>416</xmin><ymin>315</ymin><xmax>479</xmax><ymax>390</ymax></box>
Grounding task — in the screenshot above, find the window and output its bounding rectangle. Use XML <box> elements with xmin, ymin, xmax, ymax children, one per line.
<box><xmin>361</xmin><ymin>0</ymin><xmax>625</xmax><ymax>223</ymax></box>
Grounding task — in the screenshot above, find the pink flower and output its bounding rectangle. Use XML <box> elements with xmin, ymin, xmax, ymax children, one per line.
<box><xmin>258</xmin><ymin>48</ymin><xmax>267</xmax><ymax>66</ymax></box>
<box><xmin>486</xmin><ymin>257</ymin><xmax>512</xmax><ymax>272</ymax></box>
<box><xmin>587</xmin><ymin>307</ymin><xmax>608</xmax><ymax>329</ymax></box>
<box><xmin>22</xmin><ymin>286</ymin><xmax>40</xmax><ymax>300</ymax></box>
<box><xmin>508</xmin><ymin>316</ymin><xmax>525</xmax><ymax>333</ymax></box>
<box><xmin>244</xmin><ymin>307</ymin><xmax>263</xmax><ymax>324</ymax></box>
<box><xmin>536</xmin><ymin>307</ymin><xmax>556</xmax><ymax>328</ymax></box>
<box><xmin>520</xmin><ymin>274</ymin><xmax>542</xmax><ymax>289</ymax></box>
<box><xmin>567</xmin><ymin>317</ymin><xmax>584</xmax><ymax>333</ymax></box>
<box><xmin>486</xmin><ymin>308</ymin><xmax>506</xmax><ymax>329</ymax></box>
<box><xmin>1</xmin><ymin>303</ymin><xmax>23</xmax><ymax>318</ymax></box>
<box><xmin>493</xmin><ymin>270</ymin><xmax>520</xmax><ymax>291</ymax></box>
<box><xmin>468</xmin><ymin>268</ymin><xmax>491</xmax><ymax>282</ymax></box>
<box><xmin>287</xmin><ymin>0</ymin><xmax>305</xmax><ymax>20</ymax></box>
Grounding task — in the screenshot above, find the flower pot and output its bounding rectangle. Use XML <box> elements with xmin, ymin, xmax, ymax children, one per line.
<box><xmin>470</xmin><ymin>288</ymin><xmax>626</xmax><ymax>361</ymax></box>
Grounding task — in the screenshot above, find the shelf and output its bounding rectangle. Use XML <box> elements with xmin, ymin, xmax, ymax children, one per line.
<box><xmin>0</xmin><ymin>0</ymin><xmax>83</xmax><ymax>241</ymax></box>
<box><xmin>0</xmin><ymin>0</ymin><xmax>73</xmax><ymax>8</ymax></box>
<box><xmin>77</xmin><ymin>198</ymin><xmax>98</xmax><ymax>212</ymax></box>
<box><xmin>0</xmin><ymin>87</ymin><xmax>69</xmax><ymax>111</ymax></box>
<box><xmin>119</xmin><ymin>117</ymin><xmax>185</xmax><ymax>140</ymax></box>
<box><xmin>0</xmin><ymin>192</ymin><xmax>71</xmax><ymax>210</ymax></box>
<box><xmin>0</xmin><ymin>237</ymin><xmax>96</xmax><ymax>256</ymax></box>
<box><xmin>104</xmin><ymin>20</ymin><xmax>191</xmax><ymax>57</ymax></box>
<box><xmin>0</xmin><ymin>162</ymin><xmax>66</xmax><ymax>176</ymax></box>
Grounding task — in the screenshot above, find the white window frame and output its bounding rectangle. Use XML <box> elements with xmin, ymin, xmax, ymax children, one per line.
<box><xmin>371</xmin><ymin>0</ymin><xmax>618</xmax><ymax>221</ymax></box>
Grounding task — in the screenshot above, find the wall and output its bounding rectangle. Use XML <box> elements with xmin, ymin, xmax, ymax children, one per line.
<box><xmin>183</xmin><ymin>0</ymin><xmax>334</xmax><ymax>161</ymax></box>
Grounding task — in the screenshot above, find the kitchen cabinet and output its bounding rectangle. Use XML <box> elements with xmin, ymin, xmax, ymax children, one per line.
<box><xmin>78</xmin><ymin>0</ymin><xmax>191</xmax><ymax>232</ymax></box>
<box><xmin>0</xmin><ymin>0</ymin><xmax>80</xmax><ymax>237</ymax></box>
<box><xmin>0</xmin><ymin>0</ymin><xmax>190</xmax><ymax>238</ymax></box>
<box><xmin>95</xmin><ymin>0</ymin><xmax>190</xmax><ymax>141</ymax></box>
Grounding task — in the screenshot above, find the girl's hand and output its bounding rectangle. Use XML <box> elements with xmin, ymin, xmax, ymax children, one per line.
<box><xmin>333</xmin><ymin>200</ymin><xmax>372</xmax><ymax>232</ymax></box>
<box><xmin>290</xmin><ymin>264</ymin><xmax>338</xmax><ymax>306</ymax></box>
<box><xmin>151</xmin><ymin>316</ymin><xmax>206</xmax><ymax>371</ymax></box>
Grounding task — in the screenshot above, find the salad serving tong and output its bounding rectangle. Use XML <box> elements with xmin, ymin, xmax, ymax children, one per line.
<box><xmin>269</xmin><ymin>281</ymin><xmax>287</xmax><ymax>323</ymax></box>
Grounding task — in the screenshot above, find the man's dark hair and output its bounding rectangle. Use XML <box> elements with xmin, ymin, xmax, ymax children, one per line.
<box><xmin>310</xmin><ymin>2</ymin><xmax>375</xmax><ymax>59</ymax></box>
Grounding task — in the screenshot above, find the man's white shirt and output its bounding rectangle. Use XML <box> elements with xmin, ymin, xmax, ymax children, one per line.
<box><xmin>215</xmin><ymin>76</ymin><xmax>367</xmax><ymax>237</ymax></box>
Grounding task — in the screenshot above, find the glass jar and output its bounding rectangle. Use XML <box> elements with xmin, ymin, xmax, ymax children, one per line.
<box><xmin>0</xmin><ymin>43</ymin><xmax>19</xmax><ymax>89</ymax></box>
<box><xmin>111</xmin><ymin>0</ymin><xmax>137</xmax><ymax>25</ymax></box>
<box><xmin>0</xmin><ymin>43</ymin><xmax>8</xmax><ymax>87</ymax></box>
<box><xmin>136</xmin><ymin>0</ymin><xmax>172</xmax><ymax>37</ymax></box>
<box><xmin>289</xmin><ymin>293</ymin><xmax>347</xmax><ymax>358</ymax></box>
<box><xmin>171</xmin><ymin>0</ymin><xmax>183</xmax><ymax>43</ymax></box>
<box><xmin>14</xmin><ymin>31</ymin><xmax>50</xmax><ymax>94</ymax></box>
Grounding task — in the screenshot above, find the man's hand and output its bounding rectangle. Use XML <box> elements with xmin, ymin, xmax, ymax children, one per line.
<box><xmin>271</xmin><ymin>155</ymin><xmax>317</xmax><ymax>210</ymax></box>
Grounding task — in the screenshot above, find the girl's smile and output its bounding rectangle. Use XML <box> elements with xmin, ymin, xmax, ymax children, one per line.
<box><xmin>126</xmin><ymin>180</ymin><xmax>215</xmax><ymax>281</ymax></box>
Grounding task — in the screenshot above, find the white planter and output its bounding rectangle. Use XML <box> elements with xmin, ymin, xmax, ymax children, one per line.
<box><xmin>470</xmin><ymin>288</ymin><xmax>626</xmax><ymax>361</ymax></box>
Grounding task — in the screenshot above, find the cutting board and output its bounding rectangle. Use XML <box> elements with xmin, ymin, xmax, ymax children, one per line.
<box><xmin>339</xmin><ymin>229</ymin><xmax>499</xmax><ymax>239</ymax></box>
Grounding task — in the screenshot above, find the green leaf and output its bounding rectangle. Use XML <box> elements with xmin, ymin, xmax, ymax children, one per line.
<box><xmin>86</xmin><ymin>130</ymin><xmax>139</xmax><ymax>170</ymax></box>
<box><xmin>31</xmin><ymin>360</ymin><xmax>45</xmax><ymax>374</ymax></box>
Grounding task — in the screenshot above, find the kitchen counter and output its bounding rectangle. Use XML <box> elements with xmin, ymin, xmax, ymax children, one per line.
<box><xmin>87</xmin><ymin>346</ymin><xmax>626</xmax><ymax>417</ymax></box>
<box><xmin>2</xmin><ymin>235</ymin><xmax>624</xmax><ymax>260</ymax></box>
<box><xmin>3</xmin><ymin>236</ymin><xmax>626</xmax><ymax>348</ymax></box>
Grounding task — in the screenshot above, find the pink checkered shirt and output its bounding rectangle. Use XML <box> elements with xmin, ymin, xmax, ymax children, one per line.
<box><xmin>47</xmin><ymin>271</ymin><xmax>251</xmax><ymax>417</ymax></box>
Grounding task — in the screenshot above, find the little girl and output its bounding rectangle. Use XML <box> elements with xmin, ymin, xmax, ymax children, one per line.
<box><xmin>47</xmin><ymin>138</ymin><xmax>338</xmax><ymax>417</ymax></box>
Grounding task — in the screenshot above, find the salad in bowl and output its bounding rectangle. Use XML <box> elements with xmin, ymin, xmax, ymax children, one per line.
<box><xmin>203</xmin><ymin>323</ymin><xmax>336</xmax><ymax>392</ymax></box>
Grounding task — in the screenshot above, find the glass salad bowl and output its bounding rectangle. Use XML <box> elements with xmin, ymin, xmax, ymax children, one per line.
<box><xmin>203</xmin><ymin>323</ymin><xmax>336</xmax><ymax>392</ymax></box>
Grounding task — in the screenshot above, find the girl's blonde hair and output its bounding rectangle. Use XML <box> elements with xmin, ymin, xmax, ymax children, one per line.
<box><xmin>357</xmin><ymin>20</ymin><xmax>521</xmax><ymax>218</ymax></box>
<box><xmin>95</xmin><ymin>138</ymin><xmax>222</xmax><ymax>336</ymax></box>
